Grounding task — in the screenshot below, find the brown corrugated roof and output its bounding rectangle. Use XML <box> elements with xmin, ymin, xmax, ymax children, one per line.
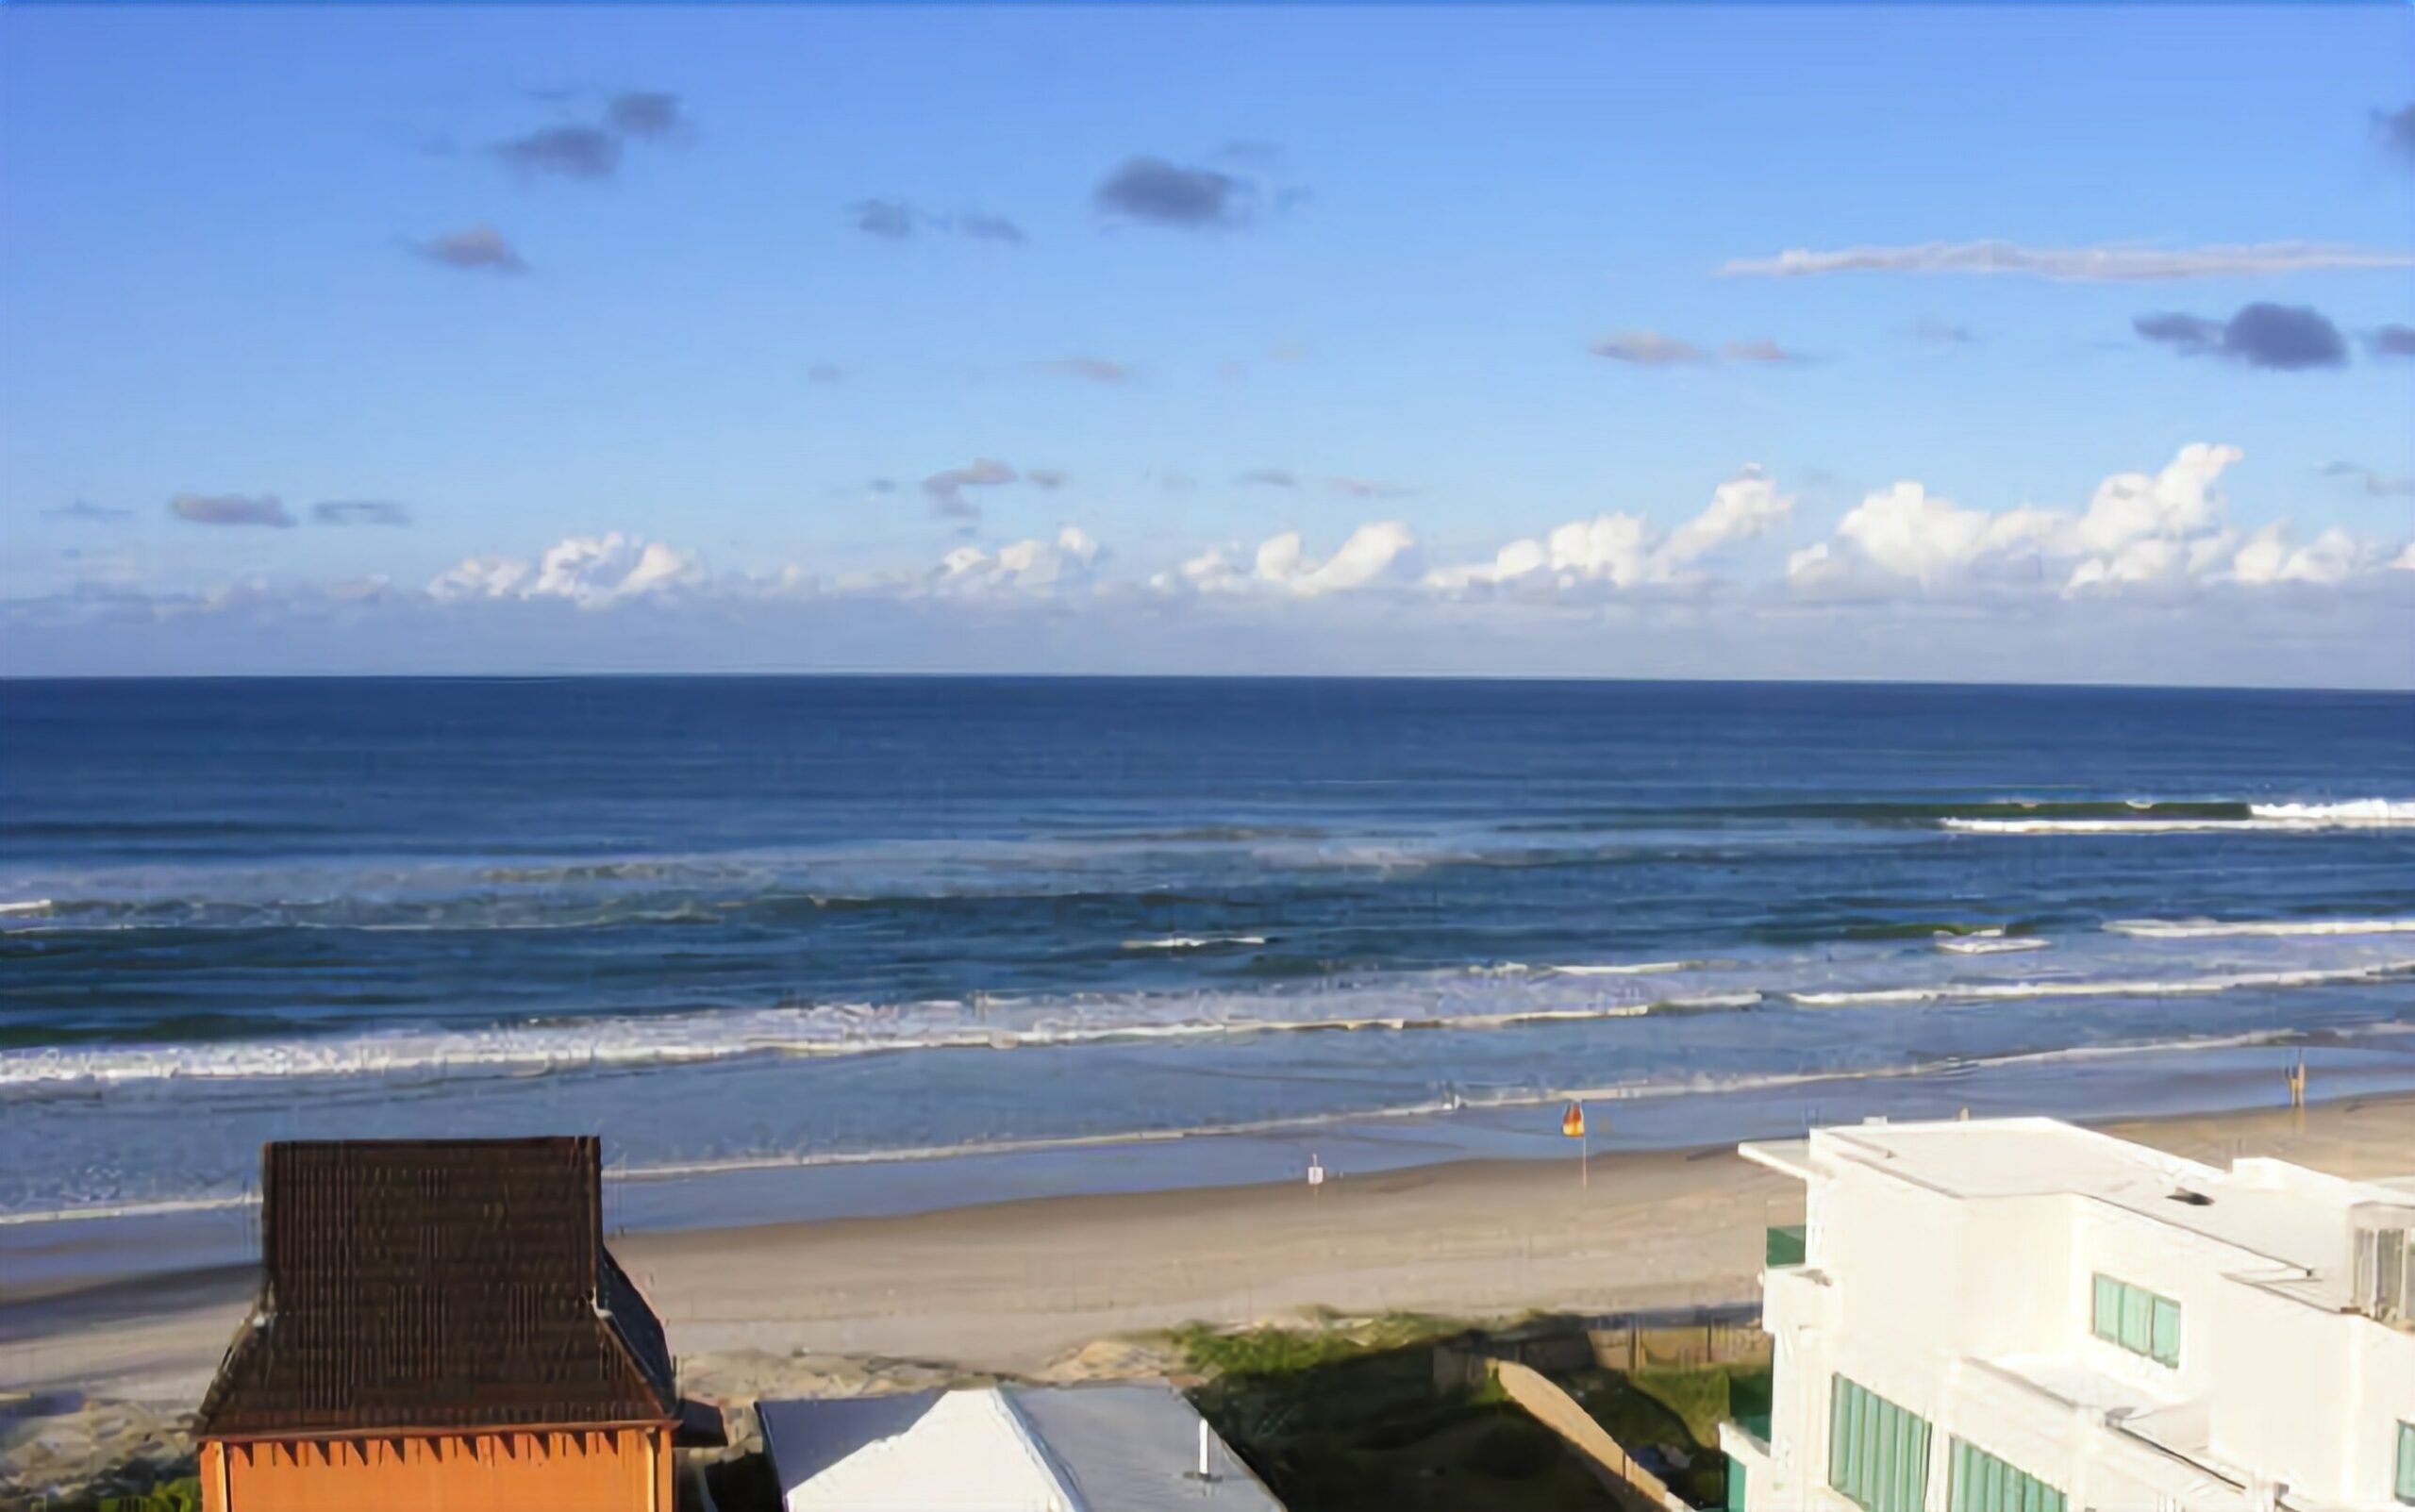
<box><xmin>195</xmin><ymin>1137</ymin><xmax>680</xmax><ymax>1438</ymax></box>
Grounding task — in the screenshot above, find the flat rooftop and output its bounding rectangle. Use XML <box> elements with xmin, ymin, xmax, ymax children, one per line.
<box><xmin>1741</xmin><ymin>1116</ymin><xmax>2415</xmax><ymax>1282</ymax></box>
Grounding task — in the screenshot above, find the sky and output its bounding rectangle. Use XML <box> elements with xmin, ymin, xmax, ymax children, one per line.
<box><xmin>3</xmin><ymin>4</ymin><xmax>2412</xmax><ymax>685</ymax></box>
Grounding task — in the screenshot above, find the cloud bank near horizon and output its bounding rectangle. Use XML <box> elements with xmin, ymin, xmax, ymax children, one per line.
<box><xmin>14</xmin><ymin>444</ymin><xmax>2414</xmax><ymax>686</ymax></box>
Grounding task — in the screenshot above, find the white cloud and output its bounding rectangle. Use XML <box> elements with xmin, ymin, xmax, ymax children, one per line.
<box><xmin>1149</xmin><ymin>523</ymin><xmax>1419</xmax><ymax>598</ymax></box>
<box><xmin>1717</xmin><ymin>241</ymin><xmax>2415</xmax><ymax>282</ymax></box>
<box><xmin>428</xmin><ymin>556</ymin><xmax>532</xmax><ymax>602</ymax></box>
<box><xmin>1280</xmin><ymin>522</ymin><xmax>1419</xmax><ymax>596</ymax></box>
<box><xmin>1429</xmin><ymin>467</ymin><xmax>1793</xmax><ymax>592</ymax></box>
<box><xmin>2227</xmin><ymin>523</ymin><xmax>2363</xmax><ymax>587</ymax></box>
<box><xmin>2066</xmin><ymin>444</ymin><xmax>2238</xmax><ymax>557</ymax></box>
<box><xmin>1658</xmin><ymin>467</ymin><xmax>1794</xmax><ymax>569</ymax></box>
<box><xmin>428</xmin><ymin>532</ymin><xmax>703</xmax><ymax>607</ymax></box>
<box><xmin>928</xmin><ymin>526</ymin><xmax>1105</xmax><ymax>594</ymax></box>
<box><xmin>1809</xmin><ymin>445</ymin><xmax>2264</xmax><ymax>596</ymax></box>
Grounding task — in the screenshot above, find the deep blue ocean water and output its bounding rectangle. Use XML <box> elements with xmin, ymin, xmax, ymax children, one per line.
<box><xmin>3</xmin><ymin>676</ymin><xmax>2412</xmax><ymax>1219</ymax></box>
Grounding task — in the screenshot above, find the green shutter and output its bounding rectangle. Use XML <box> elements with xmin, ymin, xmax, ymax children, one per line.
<box><xmin>1951</xmin><ymin>1437</ymin><xmax>2066</xmax><ymax>1512</ymax></box>
<box><xmin>1829</xmin><ymin>1376</ymin><xmax>1934</xmax><ymax>1512</ymax></box>
<box><xmin>2395</xmin><ymin>1421</ymin><xmax>2414</xmax><ymax>1504</ymax></box>
<box><xmin>2092</xmin><ymin>1273</ymin><xmax>2180</xmax><ymax>1368</ymax></box>
<box><xmin>2150</xmin><ymin>1296</ymin><xmax>2182</xmax><ymax>1367</ymax></box>
<box><xmin>2119</xmin><ymin>1283</ymin><xmax>2152</xmax><ymax>1353</ymax></box>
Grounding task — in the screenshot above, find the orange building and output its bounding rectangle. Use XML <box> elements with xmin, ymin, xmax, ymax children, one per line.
<box><xmin>193</xmin><ymin>1137</ymin><xmax>720</xmax><ymax>1512</ymax></box>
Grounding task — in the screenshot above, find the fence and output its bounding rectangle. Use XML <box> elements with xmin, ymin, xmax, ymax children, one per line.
<box><xmin>1491</xmin><ymin>1360</ymin><xmax>1696</xmax><ymax>1512</ymax></box>
<box><xmin>1431</xmin><ymin>1305</ymin><xmax>1770</xmax><ymax>1389</ymax></box>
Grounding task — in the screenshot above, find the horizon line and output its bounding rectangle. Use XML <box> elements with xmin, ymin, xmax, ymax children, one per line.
<box><xmin>3</xmin><ymin>670</ymin><xmax>2409</xmax><ymax>696</ymax></box>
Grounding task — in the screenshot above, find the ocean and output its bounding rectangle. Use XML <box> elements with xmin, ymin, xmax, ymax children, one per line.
<box><xmin>4</xmin><ymin>676</ymin><xmax>2413</xmax><ymax>1227</ymax></box>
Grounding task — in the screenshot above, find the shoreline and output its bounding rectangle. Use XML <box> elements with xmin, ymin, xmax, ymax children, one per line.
<box><xmin>7</xmin><ymin>1091</ymin><xmax>2411</xmax><ymax>1408</ymax></box>
<box><xmin>9</xmin><ymin>1028</ymin><xmax>2409</xmax><ymax>1287</ymax></box>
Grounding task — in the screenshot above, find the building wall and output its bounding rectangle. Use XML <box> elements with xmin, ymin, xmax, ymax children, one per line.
<box><xmin>1749</xmin><ymin>1132</ymin><xmax>2415</xmax><ymax>1512</ymax></box>
<box><xmin>202</xmin><ymin>1425</ymin><xmax>673</xmax><ymax>1512</ymax></box>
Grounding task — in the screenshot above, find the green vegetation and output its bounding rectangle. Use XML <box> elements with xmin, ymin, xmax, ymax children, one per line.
<box><xmin>1176</xmin><ymin>1317</ymin><xmax>1620</xmax><ymax>1511</ymax></box>
<box><xmin>1167</xmin><ymin>1315</ymin><xmax>1782</xmax><ymax>1510</ymax></box>
<box><xmin>31</xmin><ymin>1476</ymin><xmax>201</xmax><ymax>1512</ymax></box>
<box><xmin>1566</xmin><ymin>1362</ymin><xmax>1775</xmax><ymax>1507</ymax></box>
<box><xmin>1170</xmin><ymin>1312</ymin><xmax>1468</xmax><ymax>1377</ymax></box>
<box><xmin>1633</xmin><ymin>1366</ymin><xmax>1757</xmax><ymax>1445</ymax></box>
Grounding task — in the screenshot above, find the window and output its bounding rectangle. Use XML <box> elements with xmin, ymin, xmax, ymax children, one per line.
<box><xmin>2396</xmin><ymin>1420</ymin><xmax>2413</xmax><ymax>1505</ymax></box>
<box><xmin>1951</xmin><ymin>1438</ymin><xmax>2067</xmax><ymax>1512</ymax></box>
<box><xmin>1829</xmin><ymin>1375</ymin><xmax>1933</xmax><ymax>1512</ymax></box>
<box><xmin>2091</xmin><ymin>1273</ymin><xmax>2180</xmax><ymax>1368</ymax></box>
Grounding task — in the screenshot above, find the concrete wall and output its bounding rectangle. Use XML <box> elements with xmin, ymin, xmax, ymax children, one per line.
<box><xmin>1750</xmin><ymin>1129</ymin><xmax>2415</xmax><ymax>1512</ymax></box>
<box><xmin>1492</xmin><ymin>1360</ymin><xmax>1693</xmax><ymax>1512</ymax></box>
<box><xmin>203</xmin><ymin>1426</ymin><xmax>672</xmax><ymax>1512</ymax></box>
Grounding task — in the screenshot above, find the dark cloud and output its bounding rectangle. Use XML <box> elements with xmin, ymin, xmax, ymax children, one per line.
<box><xmin>2319</xmin><ymin>462</ymin><xmax>2415</xmax><ymax>498</ymax></box>
<box><xmin>2132</xmin><ymin>312</ymin><xmax>2225</xmax><ymax>350</ymax></box>
<box><xmin>313</xmin><ymin>500</ymin><xmax>413</xmax><ymax>527</ymax></box>
<box><xmin>850</xmin><ymin>200</ymin><xmax>919</xmax><ymax>240</ymax></box>
<box><xmin>1914</xmin><ymin>318</ymin><xmax>1974</xmax><ymax>345</ymax></box>
<box><xmin>922</xmin><ymin>458</ymin><xmax>1018</xmax><ymax>519</ymax></box>
<box><xmin>169</xmin><ymin>493</ymin><xmax>294</xmax><ymax>528</ymax></box>
<box><xmin>1212</xmin><ymin>141</ymin><xmax>1286</xmax><ymax>173</ymax></box>
<box><xmin>43</xmin><ymin>501</ymin><xmax>132</xmax><ymax>522</ymax></box>
<box><xmin>1094</xmin><ymin>157</ymin><xmax>1246</xmax><ymax>228</ymax></box>
<box><xmin>2133</xmin><ymin>303</ymin><xmax>2348</xmax><ymax>371</ymax></box>
<box><xmin>847</xmin><ymin>202</ymin><xmax>1024</xmax><ymax>245</ymax></box>
<box><xmin>1025</xmin><ymin>469</ymin><xmax>1070</xmax><ymax>490</ymax></box>
<box><xmin>1042</xmin><ymin>357</ymin><xmax>1132</xmax><ymax>386</ymax></box>
<box><xmin>605</xmin><ymin>91</ymin><xmax>684</xmax><ymax>139</ymax></box>
<box><xmin>955</xmin><ymin>212</ymin><xmax>1027</xmax><ymax>245</ymax></box>
<box><xmin>414</xmin><ymin>224</ymin><xmax>526</xmax><ymax>274</ymax></box>
<box><xmin>808</xmin><ymin>364</ymin><xmax>845</xmax><ymax>385</ymax></box>
<box><xmin>1326</xmin><ymin>477</ymin><xmax>1412</xmax><ymax>500</ymax></box>
<box><xmin>1590</xmin><ymin>332</ymin><xmax>1709</xmax><ymax>366</ymax></box>
<box><xmin>1723</xmin><ymin>339</ymin><xmax>1807</xmax><ymax>364</ymax></box>
<box><xmin>2372</xmin><ymin>324</ymin><xmax>2415</xmax><ymax>358</ymax></box>
<box><xmin>492</xmin><ymin>125</ymin><xmax>623</xmax><ymax>180</ymax></box>
<box><xmin>1235</xmin><ymin>469</ymin><xmax>1297</xmax><ymax>489</ymax></box>
<box><xmin>2375</xmin><ymin>104</ymin><xmax>2415</xmax><ymax>168</ymax></box>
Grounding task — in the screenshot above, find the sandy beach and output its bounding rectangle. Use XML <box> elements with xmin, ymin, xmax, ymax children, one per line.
<box><xmin>6</xmin><ymin>1091</ymin><xmax>2412</xmax><ymax>1496</ymax></box>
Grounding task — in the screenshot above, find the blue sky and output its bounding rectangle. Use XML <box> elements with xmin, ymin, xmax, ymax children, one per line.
<box><xmin>4</xmin><ymin>4</ymin><xmax>2411</xmax><ymax>683</ymax></box>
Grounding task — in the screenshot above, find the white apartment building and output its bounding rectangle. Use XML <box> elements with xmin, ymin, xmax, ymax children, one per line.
<box><xmin>1719</xmin><ymin>1116</ymin><xmax>2415</xmax><ymax>1512</ymax></box>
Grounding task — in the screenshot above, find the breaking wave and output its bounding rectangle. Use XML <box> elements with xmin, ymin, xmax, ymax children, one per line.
<box><xmin>0</xmin><ymin>985</ymin><xmax>1772</xmax><ymax>1089</ymax></box>
<box><xmin>1934</xmin><ymin>936</ymin><xmax>2052</xmax><ymax>955</ymax></box>
<box><xmin>2107</xmin><ymin>917</ymin><xmax>2415</xmax><ymax>939</ymax></box>
<box><xmin>1944</xmin><ymin>798</ymin><xmax>2415</xmax><ymax>835</ymax></box>
<box><xmin>1787</xmin><ymin>958</ymin><xmax>2415</xmax><ymax>1007</ymax></box>
<box><xmin>0</xmin><ymin>1024</ymin><xmax>2347</xmax><ymax>1228</ymax></box>
<box><xmin>1121</xmin><ymin>935</ymin><xmax>1271</xmax><ymax>952</ymax></box>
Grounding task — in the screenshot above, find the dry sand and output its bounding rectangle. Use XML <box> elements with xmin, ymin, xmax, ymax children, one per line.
<box><xmin>6</xmin><ymin>1095</ymin><xmax>2411</xmax><ymax>1495</ymax></box>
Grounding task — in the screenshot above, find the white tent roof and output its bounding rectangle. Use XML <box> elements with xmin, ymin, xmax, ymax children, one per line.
<box><xmin>758</xmin><ymin>1384</ymin><xmax>1285</xmax><ymax>1512</ymax></box>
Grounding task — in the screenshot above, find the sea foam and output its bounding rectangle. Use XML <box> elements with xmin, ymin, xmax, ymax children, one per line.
<box><xmin>2107</xmin><ymin>917</ymin><xmax>2415</xmax><ymax>939</ymax></box>
<box><xmin>1787</xmin><ymin>958</ymin><xmax>2415</xmax><ymax>1007</ymax></box>
<box><xmin>1943</xmin><ymin>798</ymin><xmax>2415</xmax><ymax>835</ymax></box>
